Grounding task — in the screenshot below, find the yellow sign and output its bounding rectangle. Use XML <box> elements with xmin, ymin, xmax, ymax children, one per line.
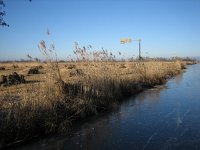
<box><xmin>120</xmin><ymin>38</ymin><xmax>132</xmax><ymax>44</ymax></box>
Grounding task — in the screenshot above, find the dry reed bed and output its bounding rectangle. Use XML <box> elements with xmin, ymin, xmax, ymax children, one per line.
<box><xmin>0</xmin><ymin>60</ymin><xmax>185</xmax><ymax>147</ymax></box>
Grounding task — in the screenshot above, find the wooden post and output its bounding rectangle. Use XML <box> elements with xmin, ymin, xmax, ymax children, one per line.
<box><xmin>139</xmin><ymin>39</ymin><xmax>141</xmax><ymax>60</ymax></box>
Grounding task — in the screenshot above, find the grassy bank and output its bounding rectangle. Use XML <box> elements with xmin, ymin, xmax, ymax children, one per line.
<box><xmin>0</xmin><ymin>59</ymin><xmax>193</xmax><ymax>148</ymax></box>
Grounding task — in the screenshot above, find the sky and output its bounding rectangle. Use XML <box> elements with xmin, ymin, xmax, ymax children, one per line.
<box><xmin>0</xmin><ymin>0</ymin><xmax>200</xmax><ymax>61</ymax></box>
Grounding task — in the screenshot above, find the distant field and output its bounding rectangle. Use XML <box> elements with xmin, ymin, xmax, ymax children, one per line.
<box><xmin>0</xmin><ymin>60</ymin><xmax>190</xmax><ymax>94</ymax></box>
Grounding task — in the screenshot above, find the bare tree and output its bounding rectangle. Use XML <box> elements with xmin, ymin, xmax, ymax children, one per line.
<box><xmin>0</xmin><ymin>0</ymin><xmax>9</xmax><ymax>27</ymax></box>
<box><xmin>0</xmin><ymin>0</ymin><xmax>31</xmax><ymax>27</ymax></box>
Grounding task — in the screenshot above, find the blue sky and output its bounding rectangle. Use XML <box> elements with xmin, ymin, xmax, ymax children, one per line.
<box><xmin>0</xmin><ymin>0</ymin><xmax>200</xmax><ymax>60</ymax></box>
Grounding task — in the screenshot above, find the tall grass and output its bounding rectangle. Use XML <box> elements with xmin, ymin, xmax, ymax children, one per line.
<box><xmin>0</xmin><ymin>34</ymin><xmax>187</xmax><ymax>148</ymax></box>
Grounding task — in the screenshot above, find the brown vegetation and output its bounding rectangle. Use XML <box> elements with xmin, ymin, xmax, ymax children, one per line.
<box><xmin>0</xmin><ymin>60</ymin><xmax>188</xmax><ymax>148</ymax></box>
<box><xmin>0</xmin><ymin>38</ymin><xmax>196</xmax><ymax>148</ymax></box>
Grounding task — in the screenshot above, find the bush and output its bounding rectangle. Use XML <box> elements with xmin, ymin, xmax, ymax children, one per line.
<box><xmin>0</xmin><ymin>67</ymin><xmax>5</xmax><ymax>70</ymax></box>
<box><xmin>28</xmin><ymin>68</ymin><xmax>40</xmax><ymax>74</ymax></box>
<box><xmin>0</xmin><ymin>72</ymin><xmax>25</xmax><ymax>86</ymax></box>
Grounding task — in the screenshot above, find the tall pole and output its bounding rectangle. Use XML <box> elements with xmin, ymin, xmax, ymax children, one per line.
<box><xmin>139</xmin><ymin>39</ymin><xmax>141</xmax><ymax>60</ymax></box>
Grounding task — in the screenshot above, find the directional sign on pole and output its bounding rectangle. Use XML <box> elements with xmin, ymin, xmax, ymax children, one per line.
<box><xmin>120</xmin><ymin>38</ymin><xmax>142</xmax><ymax>60</ymax></box>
